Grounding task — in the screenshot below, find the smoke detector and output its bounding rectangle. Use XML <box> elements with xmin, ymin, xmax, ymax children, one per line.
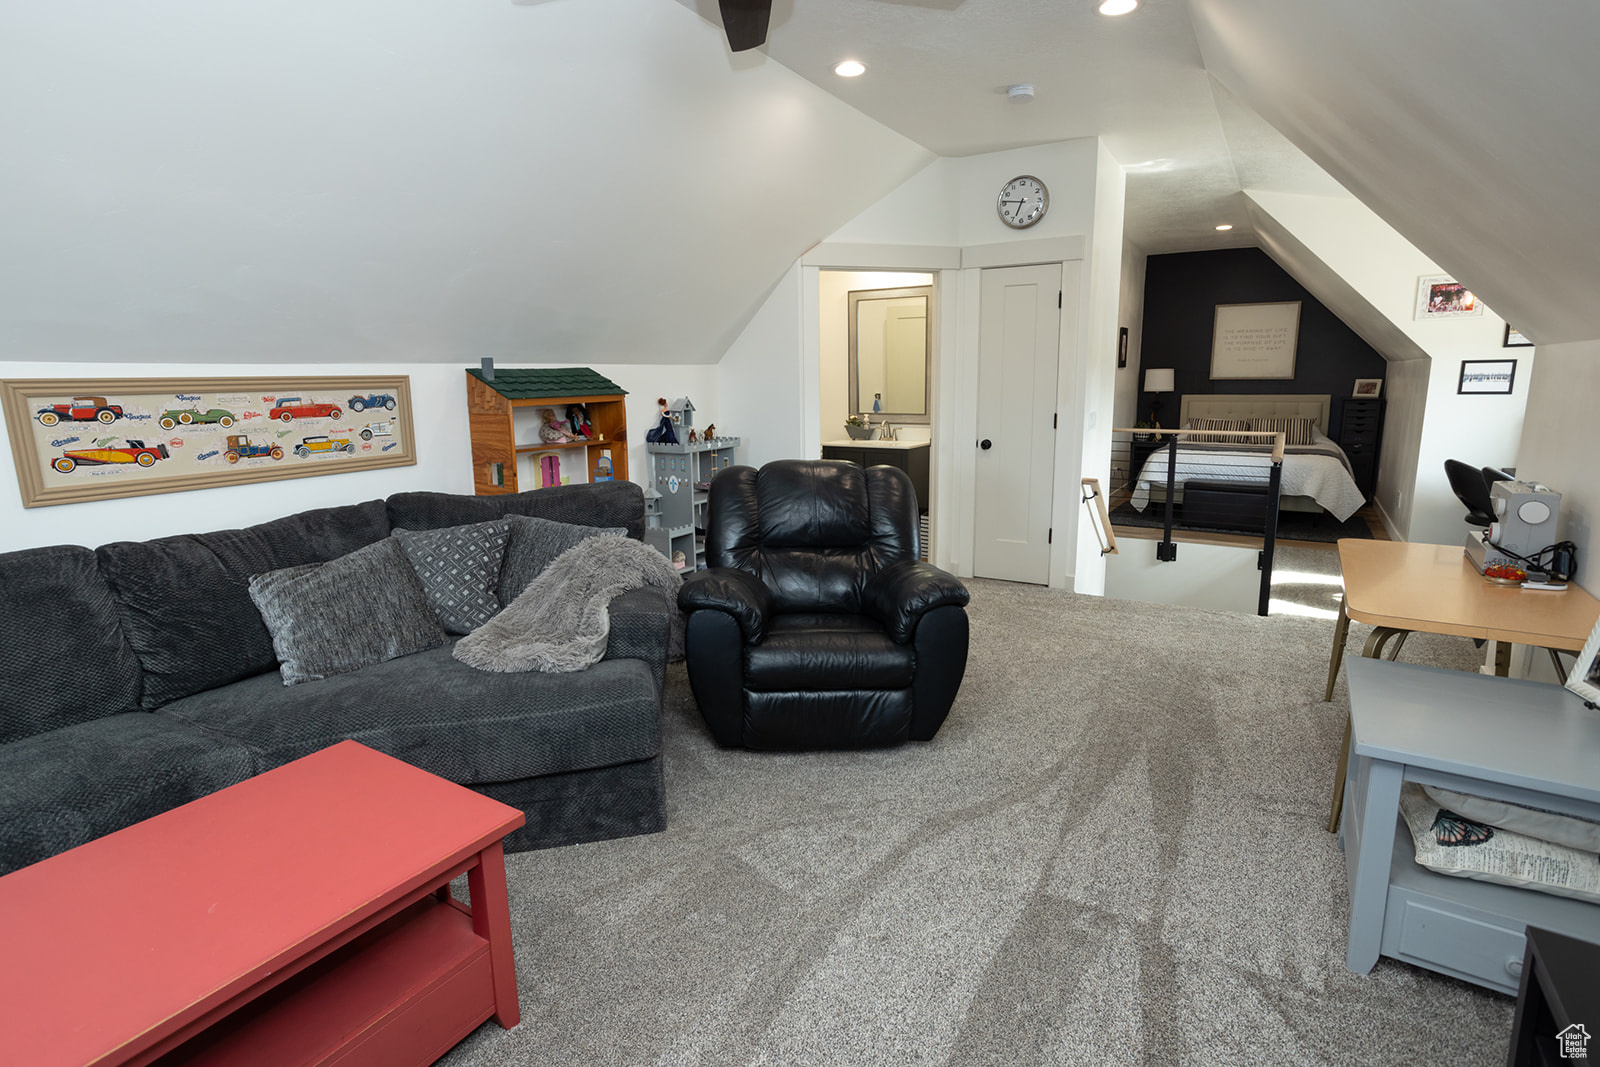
<box><xmin>1007</xmin><ymin>84</ymin><xmax>1035</xmax><ymax>103</ymax></box>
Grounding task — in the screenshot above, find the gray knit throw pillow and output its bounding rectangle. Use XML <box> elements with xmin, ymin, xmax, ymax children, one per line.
<box><xmin>498</xmin><ymin>515</ymin><xmax>627</xmax><ymax>604</ymax></box>
<box><xmin>392</xmin><ymin>519</ymin><xmax>512</xmax><ymax>634</ymax></box>
<box><xmin>248</xmin><ymin>538</ymin><xmax>449</xmax><ymax>686</ymax></box>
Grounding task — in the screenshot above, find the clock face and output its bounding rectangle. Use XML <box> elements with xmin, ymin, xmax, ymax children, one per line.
<box><xmin>998</xmin><ymin>175</ymin><xmax>1048</xmax><ymax>229</ymax></box>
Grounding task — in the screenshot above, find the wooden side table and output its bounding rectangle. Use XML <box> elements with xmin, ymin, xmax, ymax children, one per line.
<box><xmin>0</xmin><ymin>740</ymin><xmax>525</xmax><ymax>1067</ymax></box>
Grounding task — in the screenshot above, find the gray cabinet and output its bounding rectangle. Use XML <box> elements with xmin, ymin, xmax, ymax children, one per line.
<box><xmin>1342</xmin><ymin>657</ymin><xmax>1600</xmax><ymax>994</ymax></box>
<box><xmin>645</xmin><ymin>437</ymin><xmax>740</xmax><ymax>571</ymax></box>
<box><xmin>820</xmin><ymin>441</ymin><xmax>930</xmax><ymax>512</ymax></box>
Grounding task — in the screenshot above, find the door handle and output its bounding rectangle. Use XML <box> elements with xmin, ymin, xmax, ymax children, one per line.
<box><xmin>979</xmin><ymin>439</ymin><xmax>992</xmax><ymax>450</ymax></box>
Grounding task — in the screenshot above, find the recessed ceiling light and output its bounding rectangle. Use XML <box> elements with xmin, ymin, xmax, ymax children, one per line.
<box><xmin>1098</xmin><ymin>0</ymin><xmax>1138</xmax><ymax>15</ymax></box>
<box><xmin>834</xmin><ymin>60</ymin><xmax>866</xmax><ymax>78</ymax></box>
<box><xmin>1215</xmin><ymin>224</ymin><xmax>1234</xmax><ymax>231</ymax></box>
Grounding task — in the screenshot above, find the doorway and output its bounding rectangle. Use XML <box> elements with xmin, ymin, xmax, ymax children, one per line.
<box><xmin>972</xmin><ymin>263</ymin><xmax>1061</xmax><ymax>584</ymax></box>
<box><xmin>819</xmin><ymin>269</ymin><xmax>937</xmax><ymax>557</ymax></box>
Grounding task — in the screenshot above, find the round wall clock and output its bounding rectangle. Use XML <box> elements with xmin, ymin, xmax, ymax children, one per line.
<box><xmin>997</xmin><ymin>175</ymin><xmax>1049</xmax><ymax>229</ymax></box>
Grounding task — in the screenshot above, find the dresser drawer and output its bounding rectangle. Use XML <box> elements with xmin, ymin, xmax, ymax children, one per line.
<box><xmin>1392</xmin><ymin>898</ymin><xmax>1527</xmax><ymax>994</ymax></box>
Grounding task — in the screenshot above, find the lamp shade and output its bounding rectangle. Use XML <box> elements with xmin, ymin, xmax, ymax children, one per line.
<box><xmin>1144</xmin><ymin>368</ymin><xmax>1175</xmax><ymax>393</ymax></box>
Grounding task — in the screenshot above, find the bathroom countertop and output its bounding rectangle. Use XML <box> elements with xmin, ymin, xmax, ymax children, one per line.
<box><xmin>821</xmin><ymin>438</ymin><xmax>930</xmax><ymax>450</ymax></box>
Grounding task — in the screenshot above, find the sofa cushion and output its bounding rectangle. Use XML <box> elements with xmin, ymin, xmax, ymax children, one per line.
<box><xmin>385</xmin><ymin>481</ymin><xmax>646</xmax><ymax>541</ymax></box>
<box><xmin>392</xmin><ymin>520</ymin><xmax>512</xmax><ymax>634</ymax></box>
<box><xmin>249</xmin><ymin>538</ymin><xmax>450</xmax><ymax>686</ymax></box>
<box><xmin>97</xmin><ymin>500</ymin><xmax>392</xmax><ymax>708</ymax></box>
<box><xmin>0</xmin><ymin>545</ymin><xmax>143</xmax><ymax>744</ymax></box>
<box><xmin>159</xmin><ymin>646</ymin><xmax>660</xmax><ymax>786</ymax></box>
<box><xmin>498</xmin><ymin>515</ymin><xmax>628</xmax><ymax>604</ymax></box>
<box><xmin>0</xmin><ymin>713</ymin><xmax>257</xmax><ymax>876</ymax></box>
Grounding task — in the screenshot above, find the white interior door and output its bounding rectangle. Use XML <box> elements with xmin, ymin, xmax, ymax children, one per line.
<box><xmin>973</xmin><ymin>264</ymin><xmax>1060</xmax><ymax>584</ymax></box>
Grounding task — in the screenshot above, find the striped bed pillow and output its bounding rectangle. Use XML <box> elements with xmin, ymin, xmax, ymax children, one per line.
<box><xmin>1183</xmin><ymin>417</ymin><xmax>1255</xmax><ymax>445</ymax></box>
<box><xmin>1252</xmin><ymin>416</ymin><xmax>1318</xmax><ymax>447</ymax></box>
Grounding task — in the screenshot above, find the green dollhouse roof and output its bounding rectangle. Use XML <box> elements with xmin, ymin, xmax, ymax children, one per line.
<box><xmin>466</xmin><ymin>366</ymin><xmax>626</xmax><ymax>399</ymax></box>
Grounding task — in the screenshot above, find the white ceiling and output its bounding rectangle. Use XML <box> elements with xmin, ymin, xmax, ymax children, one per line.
<box><xmin>2</xmin><ymin>0</ymin><xmax>1596</xmax><ymax>369</ymax></box>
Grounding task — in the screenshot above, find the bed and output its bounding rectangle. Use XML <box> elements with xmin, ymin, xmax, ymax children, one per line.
<box><xmin>1128</xmin><ymin>394</ymin><xmax>1367</xmax><ymax>522</ymax></box>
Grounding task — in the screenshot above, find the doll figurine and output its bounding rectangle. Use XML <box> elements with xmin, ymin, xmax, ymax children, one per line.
<box><xmin>538</xmin><ymin>408</ymin><xmax>574</xmax><ymax>443</ymax></box>
<box><xmin>566</xmin><ymin>404</ymin><xmax>593</xmax><ymax>439</ymax></box>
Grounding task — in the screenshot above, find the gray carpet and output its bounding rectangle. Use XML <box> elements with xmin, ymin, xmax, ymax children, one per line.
<box><xmin>440</xmin><ymin>578</ymin><xmax>1512</xmax><ymax>1067</ymax></box>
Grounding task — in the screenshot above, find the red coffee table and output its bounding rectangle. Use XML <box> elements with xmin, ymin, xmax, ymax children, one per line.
<box><xmin>0</xmin><ymin>740</ymin><xmax>525</xmax><ymax>1067</ymax></box>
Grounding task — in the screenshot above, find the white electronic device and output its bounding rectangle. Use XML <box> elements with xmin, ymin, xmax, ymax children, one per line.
<box><xmin>1464</xmin><ymin>479</ymin><xmax>1562</xmax><ymax>574</ymax></box>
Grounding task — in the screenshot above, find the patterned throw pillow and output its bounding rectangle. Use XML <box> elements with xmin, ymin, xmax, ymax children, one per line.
<box><xmin>1252</xmin><ymin>416</ymin><xmax>1317</xmax><ymax>447</ymax></box>
<box><xmin>1185</xmin><ymin>416</ymin><xmax>1255</xmax><ymax>445</ymax></box>
<box><xmin>498</xmin><ymin>515</ymin><xmax>629</xmax><ymax>604</ymax></box>
<box><xmin>248</xmin><ymin>538</ymin><xmax>449</xmax><ymax>686</ymax></box>
<box><xmin>392</xmin><ymin>519</ymin><xmax>513</xmax><ymax>634</ymax></box>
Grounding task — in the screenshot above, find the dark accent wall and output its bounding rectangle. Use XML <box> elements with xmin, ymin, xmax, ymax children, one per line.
<box><xmin>1138</xmin><ymin>248</ymin><xmax>1387</xmax><ymax>439</ymax></box>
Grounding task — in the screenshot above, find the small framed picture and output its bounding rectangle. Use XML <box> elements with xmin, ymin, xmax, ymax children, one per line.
<box><xmin>1353</xmin><ymin>378</ymin><xmax>1383</xmax><ymax>398</ymax></box>
<box><xmin>1415</xmin><ymin>274</ymin><xmax>1484</xmax><ymax>319</ymax></box>
<box><xmin>1458</xmin><ymin>359</ymin><xmax>1517</xmax><ymax>395</ymax></box>
<box><xmin>1118</xmin><ymin>326</ymin><xmax>1129</xmax><ymax>368</ymax></box>
<box><xmin>1566</xmin><ymin>615</ymin><xmax>1600</xmax><ymax>708</ymax></box>
<box><xmin>1504</xmin><ymin>324</ymin><xmax>1533</xmax><ymax>347</ymax></box>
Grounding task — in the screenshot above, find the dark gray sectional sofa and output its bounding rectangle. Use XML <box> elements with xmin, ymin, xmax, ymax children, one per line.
<box><xmin>0</xmin><ymin>480</ymin><xmax>670</xmax><ymax>877</ymax></box>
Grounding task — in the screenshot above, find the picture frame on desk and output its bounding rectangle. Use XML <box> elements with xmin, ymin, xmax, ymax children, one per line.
<box><xmin>1565</xmin><ymin>615</ymin><xmax>1600</xmax><ymax>708</ymax></box>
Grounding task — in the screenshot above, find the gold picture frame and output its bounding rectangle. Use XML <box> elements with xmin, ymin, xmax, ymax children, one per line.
<box><xmin>2</xmin><ymin>375</ymin><xmax>416</xmax><ymax>508</ymax></box>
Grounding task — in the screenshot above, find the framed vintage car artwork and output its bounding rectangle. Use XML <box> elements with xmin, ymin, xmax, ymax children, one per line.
<box><xmin>2</xmin><ymin>375</ymin><xmax>415</xmax><ymax>508</ymax></box>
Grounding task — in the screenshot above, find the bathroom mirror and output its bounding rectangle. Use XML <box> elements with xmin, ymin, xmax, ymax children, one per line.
<box><xmin>848</xmin><ymin>286</ymin><xmax>931</xmax><ymax>424</ymax></box>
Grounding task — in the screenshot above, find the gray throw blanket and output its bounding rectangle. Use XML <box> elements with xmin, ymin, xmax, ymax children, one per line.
<box><xmin>454</xmin><ymin>534</ymin><xmax>683</xmax><ymax>673</ymax></box>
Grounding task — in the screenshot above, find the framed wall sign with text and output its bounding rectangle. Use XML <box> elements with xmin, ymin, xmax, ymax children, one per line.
<box><xmin>2</xmin><ymin>375</ymin><xmax>416</xmax><ymax>508</ymax></box>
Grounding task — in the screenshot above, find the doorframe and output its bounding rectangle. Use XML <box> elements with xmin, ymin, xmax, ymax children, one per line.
<box><xmin>803</xmin><ymin>238</ymin><xmax>1085</xmax><ymax>586</ymax></box>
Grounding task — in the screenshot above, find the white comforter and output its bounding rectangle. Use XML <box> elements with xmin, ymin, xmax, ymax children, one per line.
<box><xmin>1130</xmin><ymin>442</ymin><xmax>1366</xmax><ymax>522</ymax></box>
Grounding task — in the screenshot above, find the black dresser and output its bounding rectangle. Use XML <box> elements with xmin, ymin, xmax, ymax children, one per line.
<box><xmin>1337</xmin><ymin>397</ymin><xmax>1384</xmax><ymax>498</ymax></box>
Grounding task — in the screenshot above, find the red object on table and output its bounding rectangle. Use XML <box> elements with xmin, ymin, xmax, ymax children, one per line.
<box><xmin>0</xmin><ymin>740</ymin><xmax>525</xmax><ymax>1067</ymax></box>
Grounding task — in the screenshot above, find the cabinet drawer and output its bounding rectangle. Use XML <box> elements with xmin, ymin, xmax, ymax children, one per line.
<box><xmin>1394</xmin><ymin>899</ymin><xmax>1526</xmax><ymax>993</ymax></box>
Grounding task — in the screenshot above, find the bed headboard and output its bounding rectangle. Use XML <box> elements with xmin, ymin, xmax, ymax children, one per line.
<box><xmin>1178</xmin><ymin>393</ymin><xmax>1331</xmax><ymax>433</ymax></box>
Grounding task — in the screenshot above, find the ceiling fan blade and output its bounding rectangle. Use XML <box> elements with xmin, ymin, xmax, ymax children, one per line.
<box><xmin>718</xmin><ymin>0</ymin><xmax>771</xmax><ymax>51</ymax></box>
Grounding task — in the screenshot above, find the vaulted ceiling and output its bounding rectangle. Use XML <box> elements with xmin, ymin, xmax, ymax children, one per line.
<box><xmin>2</xmin><ymin>0</ymin><xmax>1596</xmax><ymax>369</ymax></box>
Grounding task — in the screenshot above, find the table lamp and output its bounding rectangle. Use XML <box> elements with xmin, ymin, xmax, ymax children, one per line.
<box><xmin>1144</xmin><ymin>367</ymin><xmax>1175</xmax><ymax>427</ymax></box>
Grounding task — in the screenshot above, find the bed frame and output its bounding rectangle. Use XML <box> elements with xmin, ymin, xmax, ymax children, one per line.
<box><xmin>1158</xmin><ymin>393</ymin><xmax>1335</xmax><ymax>515</ymax></box>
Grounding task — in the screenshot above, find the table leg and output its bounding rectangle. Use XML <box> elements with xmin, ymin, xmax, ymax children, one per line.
<box><xmin>1346</xmin><ymin>758</ymin><xmax>1404</xmax><ymax>975</ymax></box>
<box><xmin>1327</xmin><ymin>714</ymin><xmax>1352</xmax><ymax>833</ymax></box>
<box><xmin>468</xmin><ymin>842</ymin><xmax>521</xmax><ymax>1029</ymax></box>
<box><xmin>1494</xmin><ymin>641</ymin><xmax>1513</xmax><ymax>677</ymax></box>
<box><xmin>1324</xmin><ymin>598</ymin><xmax>1351</xmax><ymax>702</ymax></box>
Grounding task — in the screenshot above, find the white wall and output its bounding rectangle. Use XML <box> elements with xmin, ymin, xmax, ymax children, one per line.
<box><xmin>715</xmin><ymin>263</ymin><xmax>809</xmax><ymax>469</ymax></box>
<box><xmin>817</xmin><ymin>271</ymin><xmax>933</xmax><ymax>443</ymax></box>
<box><xmin>0</xmin><ymin>359</ymin><xmax>714</xmax><ymax>552</ymax></box>
<box><xmin>1514</xmin><ymin>339</ymin><xmax>1600</xmax><ymax>597</ymax></box>
<box><xmin>1068</xmin><ymin>141</ymin><xmax>1129</xmax><ymax>595</ymax></box>
<box><xmin>1114</xmin><ymin>239</ymin><xmax>1148</xmax><ymax>433</ymax></box>
<box><xmin>1105</xmin><ymin>539</ymin><xmax>1262</xmax><ymax>615</ymax></box>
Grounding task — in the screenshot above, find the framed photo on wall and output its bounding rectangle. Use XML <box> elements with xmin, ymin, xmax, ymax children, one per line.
<box><xmin>1</xmin><ymin>375</ymin><xmax>416</xmax><ymax>508</ymax></box>
<box><xmin>1457</xmin><ymin>360</ymin><xmax>1517</xmax><ymax>395</ymax></box>
<box><xmin>1353</xmin><ymin>378</ymin><xmax>1383</xmax><ymax>398</ymax></box>
<box><xmin>1118</xmin><ymin>326</ymin><xmax>1129</xmax><ymax>368</ymax></box>
<box><xmin>1210</xmin><ymin>301</ymin><xmax>1300</xmax><ymax>379</ymax></box>
<box><xmin>1415</xmin><ymin>275</ymin><xmax>1484</xmax><ymax>319</ymax></box>
<box><xmin>1504</xmin><ymin>324</ymin><xmax>1534</xmax><ymax>347</ymax></box>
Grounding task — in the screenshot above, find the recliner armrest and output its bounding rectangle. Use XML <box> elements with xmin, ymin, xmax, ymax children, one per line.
<box><xmin>862</xmin><ymin>560</ymin><xmax>970</xmax><ymax>644</ymax></box>
<box><xmin>678</xmin><ymin>567</ymin><xmax>773</xmax><ymax>643</ymax></box>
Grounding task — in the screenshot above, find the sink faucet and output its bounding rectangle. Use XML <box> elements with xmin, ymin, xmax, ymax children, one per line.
<box><xmin>879</xmin><ymin>420</ymin><xmax>894</xmax><ymax>441</ymax></box>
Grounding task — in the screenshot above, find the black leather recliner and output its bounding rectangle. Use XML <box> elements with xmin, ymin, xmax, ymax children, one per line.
<box><xmin>677</xmin><ymin>459</ymin><xmax>970</xmax><ymax>749</ymax></box>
